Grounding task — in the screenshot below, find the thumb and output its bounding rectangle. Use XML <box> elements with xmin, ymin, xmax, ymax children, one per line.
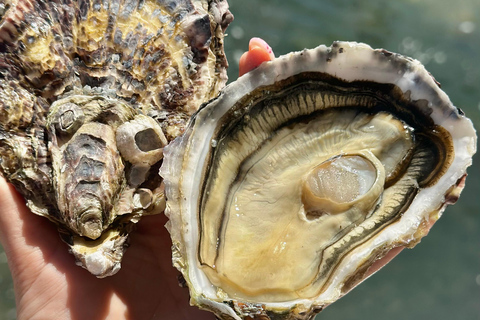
<box><xmin>0</xmin><ymin>177</ymin><xmax>63</xmax><ymax>283</ymax></box>
<box><xmin>0</xmin><ymin>177</ymin><xmax>30</xmax><ymax>256</ymax></box>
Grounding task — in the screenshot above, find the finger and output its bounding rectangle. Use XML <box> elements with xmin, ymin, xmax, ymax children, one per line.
<box><xmin>239</xmin><ymin>37</ymin><xmax>275</xmax><ymax>76</ymax></box>
<box><xmin>0</xmin><ymin>177</ymin><xmax>30</xmax><ymax>252</ymax></box>
<box><xmin>112</xmin><ymin>213</ymin><xmax>215</xmax><ymax>320</ymax></box>
<box><xmin>365</xmin><ymin>218</ymin><xmax>436</xmax><ymax>278</ymax></box>
<box><xmin>0</xmin><ymin>177</ymin><xmax>69</xmax><ymax>285</ymax></box>
<box><xmin>366</xmin><ymin>246</ymin><xmax>405</xmax><ymax>277</ymax></box>
<box><xmin>248</xmin><ymin>37</ymin><xmax>275</xmax><ymax>59</ymax></box>
<box><xmin>0</xmin><ymin>176</ymin><xmax>61</xmax><ymax>258</ymax></box>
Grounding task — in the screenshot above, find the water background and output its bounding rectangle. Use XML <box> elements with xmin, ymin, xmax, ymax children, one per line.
<box><xmin>1</xmin><ymin>0</ymin><xmax>479</xmax><ymax>319</ymax></box>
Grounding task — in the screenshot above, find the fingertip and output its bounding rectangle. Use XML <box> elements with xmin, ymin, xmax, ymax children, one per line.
<box><xmin>238</xmin><ymin>50</ymin><xmax>250</xmax><ymax>77</ymax></box>
<box><xmin>366</xmin><ymin>246</ymin><xmax>405</xmax><ymax>278</ymax></box>
<box><xmin>249</xmin><ymin>37</ymin><xmax>275</xmax><ymax>60</ymax></box>
<box><xmin>239</xmin><ymin>37</ymin><xmax>275</xmax><ymax>77</ymax></box>
<box><xmin>239</xmin><ymin>47</ymin><xmax>274</xmax><ymax>77</ymax></box>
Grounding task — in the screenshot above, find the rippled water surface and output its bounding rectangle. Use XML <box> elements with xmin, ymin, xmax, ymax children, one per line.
<box><xmin>1</xmin><ymin>0</ymin><xmax>479</xmax><ymax>319</ymax></box>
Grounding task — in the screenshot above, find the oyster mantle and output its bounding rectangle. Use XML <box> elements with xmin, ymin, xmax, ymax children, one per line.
<box><xmin>161</xmin><ymin>42</ymin><xmax>476</xmax><ymax>319</ymax></box>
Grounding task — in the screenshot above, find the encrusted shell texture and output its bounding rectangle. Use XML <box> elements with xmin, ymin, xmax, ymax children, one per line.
<box><xmin>0</xmin><ymin>0</ymin><xmax>232</xmax><ymax>277</ymax></box>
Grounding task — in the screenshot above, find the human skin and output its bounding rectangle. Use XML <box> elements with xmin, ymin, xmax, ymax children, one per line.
<box><xmin>0</xmin><ymin>177</ymin><xmax>214</xmax><ymax>320</ymax></box>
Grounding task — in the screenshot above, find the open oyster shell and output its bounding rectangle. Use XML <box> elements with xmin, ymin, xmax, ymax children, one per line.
<box><xmin>0</xmin><ymin>0</ymin><xmax>232</xmax><ymax>277</ymax></box>
<box><xmin>161</xmin><ymin>42</ymin><xmax>476</xmax><ymax>319</ymax></box>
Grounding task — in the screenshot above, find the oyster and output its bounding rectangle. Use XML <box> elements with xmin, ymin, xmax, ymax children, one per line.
<box><xmin>161</xmin><ymin>42</ymin><xmax>476</xmax><ymax>319</ymax></box>
<box><xmin>0</xmin><ymin>0</ymin><xmax>232</xmax><ymax>277</ymax></box>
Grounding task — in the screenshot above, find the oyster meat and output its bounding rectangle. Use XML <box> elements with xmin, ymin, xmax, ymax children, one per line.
<box><xmin>0</xmin><ymin>0</ymin><xmax>232</xmax><ymax>277</ymax></box>
<box><xmin>161</xmin><ymin>42</ymin><xmax>476</xmax><ymax>319</ymax></box>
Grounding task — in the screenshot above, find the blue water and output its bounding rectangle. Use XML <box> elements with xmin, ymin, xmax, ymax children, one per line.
<box><xmin>1</xmin><ymin>0</ymin><xmax>479</xmax><ymax>319</ymax></box>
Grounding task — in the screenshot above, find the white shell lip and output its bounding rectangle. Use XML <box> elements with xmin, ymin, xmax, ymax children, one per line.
<box><xmin>161</xmin><ymin>41</ymin><xmax>477</xmax><ymax>319</ymax></box>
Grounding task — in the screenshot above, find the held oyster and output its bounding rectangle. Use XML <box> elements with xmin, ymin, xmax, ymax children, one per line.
<box><xmin>161</xmin><ymin>42</ymin><xmax>476</xmax><ymax>319</ymax></box>
<box><xmin>0</xmin><ymin>0</ymin><xmax>232</xmax><ymax>277</ymax></box>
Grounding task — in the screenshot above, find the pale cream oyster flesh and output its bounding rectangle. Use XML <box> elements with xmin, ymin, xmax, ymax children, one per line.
<box><xmin>161</xmin><ymin>42</ymin><xmax>477</xmax><ymax>319</ymax></box>
<box><xmin>0</xmin><ymin>0</ymin><xmax>232</xmax><ymax>277</ymax></box>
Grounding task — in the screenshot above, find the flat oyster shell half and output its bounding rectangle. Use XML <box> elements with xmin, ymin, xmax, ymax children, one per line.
<box><xmin>161</xmin><ymin>42</ymin><xmax>477</xmax><ymax>319</ymax></box>
<box><xmin>0</xmin><ymin>0</ymin><xmax>232</xmax><ymax>277</ymax></box>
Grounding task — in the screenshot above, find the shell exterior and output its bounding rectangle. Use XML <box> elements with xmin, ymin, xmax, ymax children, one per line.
<box><xmin>161</xmin><ymin>42</ymin><xmax>477</xmax><ymax>319</ymax></box>
<box><xmin>0</xmin><ymin>0</ymin><xmax>232</xmax><ymax>277</ymax></box>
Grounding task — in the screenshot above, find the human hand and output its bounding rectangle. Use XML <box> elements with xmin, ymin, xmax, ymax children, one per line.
<box><xmin>0</xmin><ymin>177</ymin><xmax>214</xmax><ymax>320</ymax></box>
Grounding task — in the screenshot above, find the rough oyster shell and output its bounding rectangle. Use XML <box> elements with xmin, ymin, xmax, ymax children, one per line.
<box><xmin>161</xmin><ymin>42</ymin><xmax>476</xmax><ymax>319</ymax></box>
<box><xmin>0</xmin><ymin>0</ymin><xmax>232</xmax><ymax>277</ymax></box>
